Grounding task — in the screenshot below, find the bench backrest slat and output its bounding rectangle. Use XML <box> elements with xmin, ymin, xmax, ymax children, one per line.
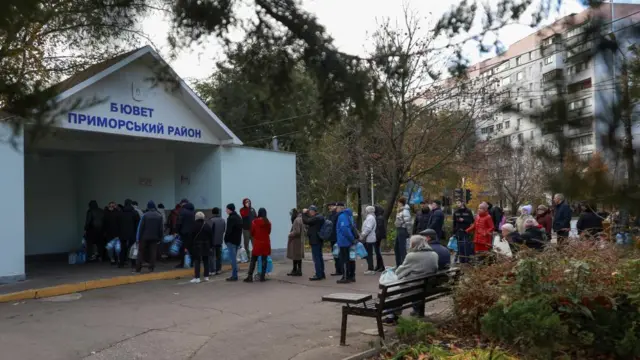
<box><xmin>377</xmin><ymin>269</ymin><xmax>459</xmax><ymax>315</ymax></box>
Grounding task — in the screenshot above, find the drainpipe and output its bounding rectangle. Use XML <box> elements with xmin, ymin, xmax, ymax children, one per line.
<box><xmin>272</xmin><ymin>136</ymin><xmax>279</xmax><ymax>151</ymax></box>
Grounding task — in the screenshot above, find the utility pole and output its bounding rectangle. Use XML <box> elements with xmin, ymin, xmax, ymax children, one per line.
<box><xmin>370</xmin><ymin>166</ymin><xmax>375</xmax><ymax>205</ymax></box>
<box><xmin>461</xmin><ymin>177</ymin><xmax>466</xmax><ymax>205</ymax></box>
<box><xmin>621</xmin><ymin>60</ymin><xmax>635</xmax><ymax>185</ymax></box>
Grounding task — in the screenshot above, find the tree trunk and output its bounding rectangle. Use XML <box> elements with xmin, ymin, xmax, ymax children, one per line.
<box><xmin>621</xmin><ymin>62</ymin><xmax>636</xmax><ymax>185</ymax></box>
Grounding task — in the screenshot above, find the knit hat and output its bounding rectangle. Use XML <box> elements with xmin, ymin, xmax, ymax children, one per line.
<box><xmin>147</xmin><ymin>200</ymin><xmax>156</xmax><ymax>210</ymax></box>
<box><xmin>309</xmin><ymin>205</ymin><xmax>318</xmax><ymax>212</ymax></box>
<box><xmin>226</xmin><ymin>203</ymin><xmax>236</xmax><ymax>211</ymax></box>
<box><xmin>195</xmin><ymin>211</ymin><xmax>205</xmax><ymax>221</ymax></box>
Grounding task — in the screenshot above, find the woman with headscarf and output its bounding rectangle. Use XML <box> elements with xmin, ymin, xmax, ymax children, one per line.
<box><xmin>189</xmin><ymin>212</ymin><xmax>213</xmax><ymax>284</ymax></box>
<box><xmin>535</xmin><ymin>205</ymin><xmax>553</xmax><ymax>239</ymax></box>
<box><xmin>287</xmin><ymin>209</ymin><xmax>305</xmax><ymax>276</ymax></box>
<box><xmin>516</xmin><ymin>205</ymin><xmax>534</xmax><ymax>234</ymax></box>
<box><xmin>244</xmin><ymin>208</ymin><xmax>271</xmax><ymax>282</ymax></box>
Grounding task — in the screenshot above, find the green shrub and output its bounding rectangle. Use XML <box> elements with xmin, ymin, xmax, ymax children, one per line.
<box><xmin>481</xmin><ymin>296</ymin><xmax>567</xmax><ymax>358</ymax></box>
<box><xmin>395</xmin><ymin>316</ymin><xmax>437</xmax><ymax>344</ymax></box>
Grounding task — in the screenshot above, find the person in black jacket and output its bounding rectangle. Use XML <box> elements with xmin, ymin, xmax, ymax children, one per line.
<box><xmin>412</xmin><ymin>201</ymin><xmax>431</xmax><ymax>235</ymax></box>
<box><xmin>303</xmin><ymin>206</ymin><xmax>326</xmax><ymax>281</ymax></box>
<box><xmin>135</xmin><ymin>201</ymin><xmax>164</xmax><ymax>273</ymax></box>
<box><xmin>175</xmin><ymin>202</ymin><xmax>195</xmax><ymax>268</ymax></box>
<box><xmin>427</xmin><ymin>200</ymin><xmax>445</xmax><ymax>240</ymax></box>
<box><xmin>119</xmin><ymin>199</ymin><xmax>140</xmax><ymax>268</ymax></box>
<box><xmin>327</xmin><ymin>202</ymin><xmax>342</xmax><ymax>277</ymax></box>
<box><xmin>576</xmin><ymin>204</ymin><xmax>603</xmax><ymax>238</ymax></box>
<box><xmin>488</xmin><ymin>203</ymin><xmax>504</xmax><ymax>233</ymax></box>
<box><xmin>224</xmin><ymin>203</ymin><xmax>243</xmax><ymax>281</ymax></box>
<box><xmin>102</xmin><ymin>201</ymin><xmax>120</xmax><ymax>263</ymax></box>
<box><xmin>374</xmin><ymin>205</ymin><xmax>386</xmax><ymax>272</ymax></box>
<box><xmin>452</xmin><ymin>201</ymin><xmax>474</xmax><ymax>264</ymax></box>
<box><xmin>189</xmin><ymin>212</ymin><xmax>214</xmax><ymax>283</ymax></box>
<box><xmin>84</xmin><ymin>200</ymin><xmax>104</xmax><ymax>262</ymax></box>
<box><xmin>553</xmin><ymin>193</ymin><xmax>572</xmax><ymax>243</ymax></box>
<box><xmin>520</xmin><ymin>219</ymin><xmax>546</xmax><ymax>251</ymax></box>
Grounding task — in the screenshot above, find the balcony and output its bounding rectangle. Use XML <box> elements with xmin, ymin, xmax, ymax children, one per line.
<box><xmin>541</xmin><ymin>42</ymin><xmax>563</xmax><ymax>57</ymax></box>
<box><xmin>542</xmin><ymin>69</ymin><xmax>563</xmax><ymax>89</ymax></box>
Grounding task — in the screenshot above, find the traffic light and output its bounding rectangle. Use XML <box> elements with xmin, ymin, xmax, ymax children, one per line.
<box><xmin>454</xmin><ymin>188</ymin><xmax>463</xmax><ymax>202</ymax></box>
<box><xmin>465</xmin><ymin>189</ymin><xmax>472</xmax><ymax>203</ymax></box>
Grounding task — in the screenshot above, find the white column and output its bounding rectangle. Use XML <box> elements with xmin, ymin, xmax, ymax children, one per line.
<box><xmin>0</xmin><ymin>125</ymin><xmax>25</xmax><ymax>283</ymax></box>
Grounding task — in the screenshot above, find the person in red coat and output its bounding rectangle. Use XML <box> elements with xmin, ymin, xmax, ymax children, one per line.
<box><xmin>466</xmin><ymin>202</ymin><xmax>495</xmax><ymax>253</ymax></box>
<box><xmin>244</xmin><ymin>208</ymin><xmax>271</xmax><ymax>282</ymax></box>
<box><xmin>535</xmin><ymin>205</ymin><xmax>553</xmax><ymax>239</ymax></box>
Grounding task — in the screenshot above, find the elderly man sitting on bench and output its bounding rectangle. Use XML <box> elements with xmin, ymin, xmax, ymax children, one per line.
<box><xmin>384</xmin><ymin>233</ymin><xmax>440</xmax><ymax>325</ymax></box>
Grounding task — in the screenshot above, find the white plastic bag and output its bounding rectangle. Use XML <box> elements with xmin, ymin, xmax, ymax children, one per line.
<box><xmin>379</xmin><ymin>267</ymin><xmax>398</xmax><ymax>285</ymax></box>
<box><xmin>129</xmin><ymin>243</ymin><xmax>138</xmax><ymax>260</ymax></box>
<box><xmin>237</xmin><ymin>247</ymin><xmax>249</xmax><ymax>263</ymax></box>
<box><xmin>492</xmin><ymin>234</ymin><xmax>513</xmax><ymax>257</ymax></box>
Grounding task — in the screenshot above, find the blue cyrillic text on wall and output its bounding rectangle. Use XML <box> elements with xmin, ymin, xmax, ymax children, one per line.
<box><xmin>68</xmin><ymin>111</ymin><xmax>202</xmax><ymax>139</ymax></box>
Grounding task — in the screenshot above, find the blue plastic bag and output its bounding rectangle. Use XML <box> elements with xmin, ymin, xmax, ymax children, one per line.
<box><xmin>349</xmin><ymin>246</ymin><xmax>356</xmax><ymax>261</ymax></box>
<box><xmin>332</xmin><ymin>243</ymin><xmax>340</xmax><ymax>258</ymax></box>
<box><xmin>184</xmin><ymin>253</ymin><xmax>191</xmax><ymax>268</ymax></box>
<box><xmin>257</xmin><ymin>256</ymin><xmax>274</xmax><ymax>274</ymax></box>
<box><xmin>447</xmin><ymin>236</ymin><xmax>459</xmax><ymax>252</ymax></box>
<box><xmin>169</xmin><ymin>238</ymin><xmax>183</xmax><ymax>256</ymax></box>
<box><xmin>76</xmin><ymin>251</ymin><xmax>86</xmax><ymax>264</ymax></box>
<box><xmin>222</xmin><ymin>246</ymin><xmax>231</xmax><ymax>262</ymax></box>
<box><xmin>355</xmin><ymin>242</ymin><xmax>368</xmax><ymax>259</ymax></box>
<box><xmin>163</xmin><ymin>234</ymin><xmax>176</xmax><ymax>244</ymax></box>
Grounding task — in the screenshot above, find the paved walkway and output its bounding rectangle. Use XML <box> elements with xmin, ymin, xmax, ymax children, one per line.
<box><xmin>0</xmin><ymin>256</ymin><xmax>421</xmax><ymax>360</ymax></box>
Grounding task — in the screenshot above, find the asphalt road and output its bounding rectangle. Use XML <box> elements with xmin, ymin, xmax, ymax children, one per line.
<box><xmin>0</xmin><ymin>258</ymin><xmax>407</xmax><ymax>360</ymax></box>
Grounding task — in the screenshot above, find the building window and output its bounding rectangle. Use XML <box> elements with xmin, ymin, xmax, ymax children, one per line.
<box><xmin>497</xmin><ymin>123</ymin><xmax>503</xmax><ymax>131</ymax></box>
<box><xmin>542</xmin><ymin>36</ymin><xmax>554</xmax><ymax>46</ymax></box>
<box><xmin>502</xmin><ymin>77</ymin><xmax>511</xmax><ymax>86</ymax></box>
<box><xmin>529</xmin><ymin>99</ymin><xmax>534</xmax><ymax>108</ymax></box>
<box><xmin>516</xmin><ymin>56</ymin><xmax>522</xmax><ymax>66</ymax></box>
<box><xmin>516</xmin><ymin>71</ymin><xmax>524</xmax><ymax>81</ymax></box>
<box><xmin>569</xmin><ymin>97</ymin><xmax>591</xmax><ymax>110</ymax></box>
<box><xmin>505</xmin><ymin>120</ymin><xmax>510</xmax><ymax>129</ymax></box>
<box><xmin>517</xmin><ymin>102</ymin><xmax>522</xmax><ymax>111</ymax></box>
<box><xmin>567</xmin><ymin>60</ymin><xmax>589</xmax><ymax>75</ymax></box>
<box><xmin>544</xmin><ymin>56</ymin><xmax>554</xmax><ymax>65</ymax></box>
<box><xmin>529</xmin><ymin>83</ymin><xmax>533</xmax><ymax>90</ymax></box>
<box><xmin>568</xmin><ymin>78</ymin><xmax>592</xmax><ymax>94</ymax></box>
<box><xmin>517</xmin><ymin>118</ymin><xmax>522</xmax><ymax>129</ymax></box>
<box><xmin>528</xmin><ymin>52</ymin><xmax>532</xmax><ymax>61</ymax></box>
<box><xmin>517</xmin><ymin>133</ymin><xmax>524</xmax><ymax>144</ymax></box>
<box><xmin>530</xmin><ymin>131</ymin><xmax>534</xmax><ymax>140</ymax></box>
<box><xmin>571</xmin><ymin>134</ymin><xmax>593</xmax><ymax>148</ymax></box>
<box><xmin>517</xmin><ymin>88</ymin><xmax>520</xmax><ymax>97</ymax></box>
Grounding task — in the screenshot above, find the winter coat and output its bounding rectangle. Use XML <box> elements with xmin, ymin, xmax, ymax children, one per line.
<box><xmin>103</xmin><ymin>209</ymin><xmax>120</xmax><ymax>240</ymax></box>
<box><xmin>553</xmin><ymin>201</ymin><xmax>572</xmax><ymax>232</ymax></box>
<box><xmin>520</xmin><ymin>226</ymin><xmax>546</xmax><ymax>251</ymax></box>
<box><xmin>302</xmin><ymin>213</ymin><xmax>325</xmax><ymax>245</ymax></box>
<box><xmin>240</xmin><ymin>198</ymin><xmax>257</xmax><ymax>230</ymax></box>
<box><xmin>168</xmin><ymin>206</ymin><xmax>180</xmax><ymax>234</ymax></box>
<box><xmin>394</xmin><ymin>205</ymin><xmax>412</xmax><ymax>231</ymax></box>
<box><xmin>395</xmin><ymin>245</ymin><xmax>439</xmax><ymax>280</ymax></box>
<box><xmin>250</xmin><ymin>217</ymin><xmax>272</xmax><ymax>256</ymax></box>
<box><xmin>119</xmin><ymin>205</ymin><xmax>140</xmax><ymax>245</ymax></box>
<box><xmin>84</xmin><ymin>202</ymin><xmax>104</xmax><ymax>233</ymax></box>
<box><xmin>329</xmin><ymin>210</ymin><xmax>339</xmax><ymax>243</ymax></box>
<box><xmin>177</xmin><ymin>203</ymin><xmax>195</xmax><ymax>236</ymax></box>
<box><xmin>412</xmin><ymin>208</ymin><xmax>431</xmax><ymax>235</ymax></box>
<box><xmin>427</xmin><ymin>207</ymin><xmax>445</xmax><ymax>240</ymax></box>
<box><xmin>224</xmin><ymin>211</ymin><xmax>243</xmax><ymax>246</ymax></box>
<box><xmin>288</xmin><ymin>215</ymin><xmax>306</xmax><ymax>260</ymax></box>
<box><xmin>428</xmin><ymin>240</ymin><xmax>451</xmax><ymax>270</ymax></box>
<box><xmin>516</xmin><ymin>214</ymin><xmax>534</xmax><ymax>234</ymax></box>
<box><xmin>189</xmin><ymin>219</ymin><xmax>213</xmax><ymax>258</ymax></box>
<box><xmin>467</xmin><ymin>212</ymin><xmax>495</xmax><ymax>252</ymax></box>
<box><xmin>336</xmin><ymin>209</ymin><xmax>356</xmax><ymax>247</ymax></box>
<box><xmin>577</xmin><ymin>209</ymin><xmax>603</xmax><ymax>236</ymax></box>
<box><xmin>536</xmin><ymin>211</ymin><xmax>553</xmax><ymax>237</ymax></box>
<box><xmin>133</xmin><ymin>205</ymin><xmax>144</xmax><ymax>219</ymax></box>
<box><xmin>137</xmin><ymin>209</ymin><xmax>163</xmax><ymax>242</ymax></box>
<box><xmin>489</xmin><ymin>205</ymin><xmax>504</xmax><ymax>232</ymax></box>
<box><xmin>208</xmin><ymin>215</ymin><xmax>226</xmax><ymax>246</ymax></box>
<box><xmin>453</xmin><ymin>206</ymin><xmax>474</xmax><ymax>234</ymax></box>
<box><xmin>374</xmin><ymin>205</ymin><xmax>387</xmax><ymax>242</ymax></box>
<box><xmin>361</xmin><ymin>213</ymin><xmax>377</xmax><ymax>243</ymax></box>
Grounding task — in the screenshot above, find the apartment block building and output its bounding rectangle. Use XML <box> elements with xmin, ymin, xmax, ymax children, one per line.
<box><xmin>470</xmin><ymin>1</ymin><xmax>640</xmax><ymax>161</ymax></box>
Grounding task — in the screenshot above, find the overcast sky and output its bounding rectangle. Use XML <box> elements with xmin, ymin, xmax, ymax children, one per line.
<box><xmin>141</xmin><ymin>0</ymin><xmax>586</xmax><ymax>82</ymax></box>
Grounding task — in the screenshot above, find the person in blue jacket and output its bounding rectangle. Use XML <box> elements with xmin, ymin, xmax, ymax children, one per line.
<box><xmin>335</xmin><ymin>203</ymin><xmax>356</xmax><ymax>284</ymax></box>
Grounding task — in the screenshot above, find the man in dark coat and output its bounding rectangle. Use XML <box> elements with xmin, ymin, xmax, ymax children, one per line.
<box><xmin>327</xmin><ymin>202</ymin><xmax>342</xmax><ymax>276</ymax></box>
<box><xmin>303</xmin><ymin>205</ymin><xmax>326</xmax><ymax>281</ymax></box>
<box><xmin>488</xmin><ymin>203</ymin><xmax>504</xmax><ymax>233</ymax></box>
<box><xmin>136</xmin><ymin>201</ymin><xmax>164</xmax><ymax>272</ymax></box>
<box><xmin>374</xmin><ymin>205</ymin><xmax>386</xmax><ymax>272</ymax></box>
<box><xmin>175</xmin><ymin>202</ymin><xmax>195</xmax><ymax>268</ymax></box>
<box><xmin>421</xmin><ymin>229</ymin><xmax>450</xmax><ymax>270</ymax></box>
<box><xmin>453</xmin><ymin>200</ymin><xmax>475</xmax><ymax>263</ymax></box>
<box><xmin>224</xmin><ymin>203</ymin><xmax>243</xmax><ymax>281</ymax></box>
<box><xmin>208</xmin><ymin>207</ymin><xmax>226</xmax><ymax>275</ymax></box>
<box><xmin>84</xmin><ymin>200</ymin><xmax>104</xmax><ymax>261</ymax></box>
<box><xmin>102</xmin><ymin>201</ymin><xmax>121</xmax><ymax>262</ymax></box>
<box><xmin>552</xmin><ymin>193</ymin><xmax>572</xmax><ymax>243</ymax></box>
<box><xmin>412</xmin><ymin>201</ymin><xmax>431</xmax><ymax>235</ymax></box>
<box><xmin>427</xmin><ymin>200</ymin><xmax>445</xmax><ymax>240</ymax></box>
<box><xmin>118</xmin><ymin>199</ymin><xmax>140</xmax><ymax>267</ymax></box>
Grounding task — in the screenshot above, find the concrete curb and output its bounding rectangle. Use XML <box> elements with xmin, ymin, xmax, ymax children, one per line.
<box><xmin>0</xmin><ymin>264</ymin><xmax>248</xmax><ymax>303</ymax></box>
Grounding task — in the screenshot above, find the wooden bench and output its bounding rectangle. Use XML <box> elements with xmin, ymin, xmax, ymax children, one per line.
<box><xmin>321</xmin><ymin>269</ymin><xmax>460</xmax><ymax>345</ymax></box>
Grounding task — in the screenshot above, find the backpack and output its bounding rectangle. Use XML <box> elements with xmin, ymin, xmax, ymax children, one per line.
<box><xmin>319</xmin><ymin>219</ymin><xmax>334</xmax><ymax>241</ymax></box>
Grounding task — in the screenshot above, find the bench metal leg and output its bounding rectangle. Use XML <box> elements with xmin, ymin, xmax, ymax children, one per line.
<box><xmin>340</xmin><ymin>306</ymin><xmax>348</xmax><ymax>346</ymax></box>
<box><xmin>376</xmin><ymin>316</ymin><xmax>385</xmax><ymax>341</ymax></box>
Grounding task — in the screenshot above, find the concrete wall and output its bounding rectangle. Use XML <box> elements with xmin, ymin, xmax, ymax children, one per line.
<box><xmin>0</xmin><ymin>126</ymin><xmax>25</xmax><ymax>282</ymax></box>
<box><xmin>217</xmin><ymin>146</ymin><xmax>296</xmax><ymax>253</ymax></box>
<box><xmin>25</xmin><ymin>154</ymin><xmax>79</xmax><ymax>255</ymax></box>
<box><xmin>174</xmin><ymin>145</ymin><xmax>221</xmax><ymax>211</ymax></box>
